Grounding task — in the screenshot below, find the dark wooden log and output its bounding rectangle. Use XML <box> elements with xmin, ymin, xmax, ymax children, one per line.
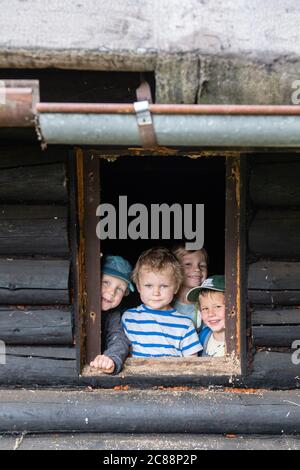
<box><xmin>0</xmin><ymin>346</ymin><xmax>77</xmax><ymax>386</ymax></box>
<box><xmin>250</xmin><ymin>162</ymin><xmax>300</xmax><ymax>207</ymax></box>
<box><xmin>0</xmin><ymin>259</ymin><xmax>70</xmax><ymax>304</ymax></box>
<box><xmin>249</xmin><ymin>210</ymin><xmax>300</xmax><ymax>257</ymax></box>
<box><xmin>248</xmin><ymin>261</ymin><xmax>300</xmax><ymax>290</ymax></box>
<box><xmin>248</xmin><ymin>261</ymin><xmax>300</xmax><ymax>305</ymax></box>
<box><xmin>252</xmin><ymin>308</ymin><xmax>300</xmax><ymax>325</ymax></box>
<box><xmin>253</xmin><ymin>325</ymin><xmax>300</xmax><ymax>347</ymax></box>
<box><xmin>0</xmin><ymin>163</ymin><xmax>67</xmax><ymax>203</ymax></box>
<box><xmin>6</xmin><ymin>346</ymin><xmax>76</xmax><ymax>359</ymax></box>
<box><xmin>0</xmin><ymin>146</ymin><xmax>67</xmax><ymax>169</ymax></box>
<box><xmin>251</xmin><ymin>351</ymin><xmax>300</xmax><ymax>388</ymax></box>
<box><xmin>1</xmin><ymin>388</ymin><xmax>300</xmax><ymax>434</ymax></box>
<box><xmin>0</xmin><ymin>205</ymin><xmax>67</xmax><ymax>220</ymax></box>
<box><xmin>0</xmin><ymin>307</ymin><xmax>73</xmax><ymax>345</ymax></box>
<box><xmin>248</xmin><ymin>290</ymin><xmax>300</xmax><ymax>306</ymax></box>
<box><xmin>0</xmin><ymin>205</ymin><xmax>68</xmax><ymax>255</ymax></box>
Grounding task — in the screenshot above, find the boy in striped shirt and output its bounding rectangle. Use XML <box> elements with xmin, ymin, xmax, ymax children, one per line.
<box><xmin>122</xmin><ymin>247</ymin><xmax>202</xmax><ymax>358</ymax></box>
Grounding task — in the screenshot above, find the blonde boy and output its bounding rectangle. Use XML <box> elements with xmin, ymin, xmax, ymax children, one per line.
<box><xmin>172</xmin><ymin>244</ymin><xmax>208</xmax><ymax>331</ymax></box>
<box><xmin>122</xmin><ymin>247</ymin><xmax>202</xmax><ymax>358</ymax></box>
<box><xmin>187</xmin><ymin>275</ymin><xmax>225</xmax><ymax>357</ymax></box>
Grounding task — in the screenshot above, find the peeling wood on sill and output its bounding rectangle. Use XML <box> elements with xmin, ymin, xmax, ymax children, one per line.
<box><xmin>82</xmin><ymin>356</ymin><xmax>241</xmax><ymax>378</ymax></box>
<box><xmin>87</xmin><ymin>148</ymin><xmax>241</xmax><ymax>159</ymax></box>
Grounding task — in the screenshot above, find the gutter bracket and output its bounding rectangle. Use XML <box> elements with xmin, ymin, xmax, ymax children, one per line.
<box><xmin>133</xmin><ymin>100</ymin><xmax>158</xmax><ymax>148</ymax></box>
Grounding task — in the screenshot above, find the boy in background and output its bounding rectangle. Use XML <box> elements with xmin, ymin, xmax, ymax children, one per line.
<box><xmin>172</xmin><ymin>243</ymin><xmax>208</xmax><ymax>332</ymax></box>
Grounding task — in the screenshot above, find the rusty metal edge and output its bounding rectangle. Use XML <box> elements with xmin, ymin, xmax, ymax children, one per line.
<box><xmin>0</xmin><ymin>80</ymin><xmax>40</xmax><ymax>127</ymax></box>
<box><xmin>36</xmin><ymin>103</ymin><xmax>300</xmax><ymax>115</ymax></box>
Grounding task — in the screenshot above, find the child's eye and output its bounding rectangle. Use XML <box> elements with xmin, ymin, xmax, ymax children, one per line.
<box><xmin>102</xmin><ymin>280</ymin><xmax>109</xmax><ymax>286</ymax></box>
<box><xmin>116</xmin><ymin>287</ymin><xmax>125</xmax><ymax>294</ymax></box>
<box><xmin>161</xmin><ymin>285</ymin><xmax>168</xmax><ymax>289</ymax></box>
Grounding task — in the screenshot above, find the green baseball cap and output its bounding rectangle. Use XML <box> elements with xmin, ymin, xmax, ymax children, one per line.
<box><xmin>186</xmin><ymin>275</ymin><xmax>225</xmax><ymax>303</ymax></box>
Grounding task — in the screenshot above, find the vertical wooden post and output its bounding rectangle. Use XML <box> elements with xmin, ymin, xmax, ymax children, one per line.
<box><xmin>68</xmin><ymin>151</ymin><xmax>81</xmax><ymax>373</ymax></box>
<box><xmin>225</xmin><ymin>155</ymin><xmax>245</xmax><ymax>363</ymax></box>
<box><xmin>75</xmin><ymin>149</ymin><xmax>101</xmax><ymax>369</ymax></box>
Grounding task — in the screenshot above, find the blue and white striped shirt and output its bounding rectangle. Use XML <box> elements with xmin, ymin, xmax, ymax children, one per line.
<box><xmin>122</xmin><ymin>304</ymin><xmax>202</xmax><ymax>358</ymax></box>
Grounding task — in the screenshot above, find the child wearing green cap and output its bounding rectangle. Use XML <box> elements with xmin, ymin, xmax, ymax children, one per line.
<box><xmin>90</xmin><ymin>255</ymin><xmax>134</xmax><ymax>374</ymax></box>
<box><xmin>187</xmin><ymin>275</ymin><xmax>226</xmax><ymax>357</ymax></box>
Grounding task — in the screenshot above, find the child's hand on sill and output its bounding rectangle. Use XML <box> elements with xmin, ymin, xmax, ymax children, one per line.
<box><xmin>90</xmin><ymin>354</ymin><xmax>115</xmax><ymax>374</ymax></box>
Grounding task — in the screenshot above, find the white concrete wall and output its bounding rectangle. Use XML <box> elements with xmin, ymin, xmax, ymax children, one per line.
<box><xmin>0</xmin><ymin>0</ymin><xmax>299</xmax><ymax>62</ymax></box>
<box><xmin>0</xmin><ymin>0</ymin><xmax>299</xmax><ymax>104</ymax></box>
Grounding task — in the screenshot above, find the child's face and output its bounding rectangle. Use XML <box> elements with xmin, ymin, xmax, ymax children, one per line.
<box><xmin>199</xmin><ymin>291</ymin><xmax>225</xmax><ymax>333</ymax></box>
<box><xmin>180</xmin><ymin>251</ymin><xmax>208</xmax><ymax>288</ymax></box>
<box><xmin>101</xmin><ymin>274</ymin><xmax>128</xmax><ymax>311</ymax></box>
<box><xmin>137</xmin><ymin>267</ymin><xmax>178</xmax><ymax>311</ymax></box>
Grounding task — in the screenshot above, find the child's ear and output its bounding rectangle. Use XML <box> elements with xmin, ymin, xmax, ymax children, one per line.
<box><xmin>124</xmin><ymin>288</ymin><xmax>130</xmax><ymax>297</ymax></box>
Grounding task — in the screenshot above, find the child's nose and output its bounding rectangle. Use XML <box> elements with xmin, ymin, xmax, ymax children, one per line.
<box><xmin>153</xmin><ymin>286</ymin><xmax>161</xmax><ymax>296</ymax></box>
<box><xmin>106</xmin><ymin>287</ymin><xmax>116</xmax><ymax>298</ymax></box>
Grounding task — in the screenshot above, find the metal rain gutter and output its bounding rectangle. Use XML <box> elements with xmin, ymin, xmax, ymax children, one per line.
<box><xmin>36</xmin><ymin>103</ymin><xmax>300</xmax><ymax>148</ymax></box>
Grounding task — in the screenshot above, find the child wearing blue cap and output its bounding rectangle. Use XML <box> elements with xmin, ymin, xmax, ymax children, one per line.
<box><xmin>90</xmin><ymin>255</ymin><xmax>134</xmax><ymax>374</ymax></box>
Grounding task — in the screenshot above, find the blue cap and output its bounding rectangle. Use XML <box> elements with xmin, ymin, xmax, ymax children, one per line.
<box><xmin>102</xmin><ymin>255</ymin><xmax>134</xmax><ymax>292</ymax></box>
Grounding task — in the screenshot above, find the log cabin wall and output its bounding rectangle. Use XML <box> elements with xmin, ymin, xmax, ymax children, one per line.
<box><xmin>0</xmin><ymin>71</ymin><xmax>299</xmax><ymax>388</ymax></box>
<box><xmin>0</xmin><ymin>70</ymin><xmax>150</xmax><ymax>386</ymax></box>
<box><xmin>0</xmin><ymin>145</ymin><xmax>78</xmax><ymax>385</ymax></box>
<box><xmin>248</xmin><ymin>153</ymin><xmax>300</xmax><ymax>388</ymax></box>
<box><xmin>1</xmin><ymin>148</ymin><xmax>300</xmax><ymax>389</ymax></box>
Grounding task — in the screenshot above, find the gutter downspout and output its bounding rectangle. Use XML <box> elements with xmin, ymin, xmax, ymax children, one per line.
<box><xmin>36</xmin><ymin>103</ymin><xmax>300</xmax><ymax>148</ymax></box>
<box><xmin>0</xmin><ymin>81</ymin><xmax>39</xmax><ymax>127</ymax></box>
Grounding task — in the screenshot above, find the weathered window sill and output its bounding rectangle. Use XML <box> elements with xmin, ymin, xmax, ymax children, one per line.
<box><xmin>82</xmin><ymin>356</ymin><xmax>241</xmax><ymax>378</ymax></box>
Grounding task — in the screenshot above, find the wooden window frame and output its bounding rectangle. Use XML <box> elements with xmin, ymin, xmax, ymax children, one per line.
<box><xmin>72</xmin><ymin>148</ymin><xmax>246</xmax><ymax>383</ymax></box>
